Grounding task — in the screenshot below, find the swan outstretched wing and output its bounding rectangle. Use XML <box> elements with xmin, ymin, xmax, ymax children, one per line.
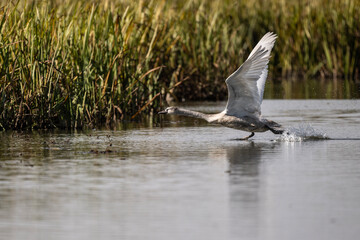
<box><xmin>224</xmin><ymin>32</ymin><xmax>277</xmax><ymax>118</ymax></box>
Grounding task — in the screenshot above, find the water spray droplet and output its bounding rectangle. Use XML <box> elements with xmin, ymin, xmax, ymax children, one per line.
<box><xmin>276</xmin><ymin>123</ymin><xmax>328</xmax><ymax>142</ymax></box>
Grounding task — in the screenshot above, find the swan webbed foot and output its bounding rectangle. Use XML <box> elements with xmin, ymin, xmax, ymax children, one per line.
<box><xmin>234</xmin><ymin>132</ymin><xmax>255</xmax><ymax>141</ymax></box>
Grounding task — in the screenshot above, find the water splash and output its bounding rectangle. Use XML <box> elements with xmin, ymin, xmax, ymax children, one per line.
<box><xmin>276</xmin><ymin>123</ymin><xmax>328</xmax><ymax>142</ymax></box>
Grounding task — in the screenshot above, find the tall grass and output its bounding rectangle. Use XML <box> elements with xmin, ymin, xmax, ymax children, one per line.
<box><xmin>0</xmin><ymin>0</ymin><xmax>359</xmax><ymax>129</ymax></box>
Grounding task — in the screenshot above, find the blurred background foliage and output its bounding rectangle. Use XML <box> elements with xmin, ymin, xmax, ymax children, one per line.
<box><xmin>0</xmin><ymin>0</ymin><xmax>359</xmax><ymax>129</ymax></box>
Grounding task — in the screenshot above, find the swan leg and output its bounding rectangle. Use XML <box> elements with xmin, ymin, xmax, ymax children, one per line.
<box><xmin>235</xmin><ymin>132</ymin><xmax>255</xmax><ymax>141</ymax></box>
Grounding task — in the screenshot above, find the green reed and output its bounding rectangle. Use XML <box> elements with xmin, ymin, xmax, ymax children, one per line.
<box><xmin>0</xmin><ymin>0</ymin><xmax>359</xmax><ymax>129</ymax></box>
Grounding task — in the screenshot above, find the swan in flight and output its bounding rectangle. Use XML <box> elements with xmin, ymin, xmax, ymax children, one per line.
<box><xmin>159</xmin><ymin>32</ymin><xmax>284</xmax><ymax>140</ymax></box>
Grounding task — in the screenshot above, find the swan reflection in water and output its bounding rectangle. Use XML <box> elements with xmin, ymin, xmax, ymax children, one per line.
<box><xmin>224</xmin><ymin>142</ymin><xmax>279</xmax><ymax>239</ymax></box>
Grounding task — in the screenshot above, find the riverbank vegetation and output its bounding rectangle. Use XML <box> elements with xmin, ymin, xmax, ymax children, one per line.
<box><xmin>1</xmin><ymin>0</ymin><xmax>359</xmax><ymax>129</ymax></box>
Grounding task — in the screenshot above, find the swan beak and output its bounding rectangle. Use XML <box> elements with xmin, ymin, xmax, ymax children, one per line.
<box><xmin>158</xmin><ymin>110</ymin><xmax>167</xmax><ymax>114</ymax></box>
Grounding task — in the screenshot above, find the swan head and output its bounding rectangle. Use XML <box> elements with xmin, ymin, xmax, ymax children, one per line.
<box><xmin>158</xmin><ymin>107</ymin><xmax>179</xmax><ymax>115</ymax></box>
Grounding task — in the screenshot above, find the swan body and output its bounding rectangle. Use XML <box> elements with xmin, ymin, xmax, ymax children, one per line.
<box><xmin>159</xmin><ymin>32</ymin><xmax>284</xmax><ymax>139</ymax></box>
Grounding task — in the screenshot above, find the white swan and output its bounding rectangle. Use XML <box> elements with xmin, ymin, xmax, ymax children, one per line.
<box><xmin>159</xmin><ymin>32</ymin><xmax>283</xmax><ymax>140</ymax></box>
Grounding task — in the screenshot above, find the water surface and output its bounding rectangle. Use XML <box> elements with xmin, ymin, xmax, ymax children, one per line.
<box><xmin>1</xmin><ymin>100</ymin><xmax>360</xmax><ymax>240</ymax></box>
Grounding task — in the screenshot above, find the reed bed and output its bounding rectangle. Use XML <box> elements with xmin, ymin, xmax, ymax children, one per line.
<box><xmin>1</xmin><ymin>0</ymin><xmax>359</xmax><ymax>129</ymax></box>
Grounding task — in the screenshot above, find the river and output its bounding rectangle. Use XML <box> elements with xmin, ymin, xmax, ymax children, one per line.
<box><xmin>1</xmin><ymin>100</ymin><xmax>360</xmax><ymax>240</ymax></box>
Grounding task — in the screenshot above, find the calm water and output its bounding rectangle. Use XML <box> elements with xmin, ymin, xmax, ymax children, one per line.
<box><xmin>1</xmin><ymin>100</ymin><xmax>360</xmax><ymax>240</ymax></box>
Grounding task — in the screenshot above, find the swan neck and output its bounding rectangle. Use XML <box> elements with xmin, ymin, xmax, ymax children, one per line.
<box><xmin>175</xmin><ymin>108</ymin><xmax>210</xmax><ymax>121</ymax></box>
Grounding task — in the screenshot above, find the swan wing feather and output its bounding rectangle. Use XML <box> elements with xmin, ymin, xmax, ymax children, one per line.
<box><xmin>225</xmin><ymin>32</ymin><xmax>277</xmax><ymax>118</ymax></box>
